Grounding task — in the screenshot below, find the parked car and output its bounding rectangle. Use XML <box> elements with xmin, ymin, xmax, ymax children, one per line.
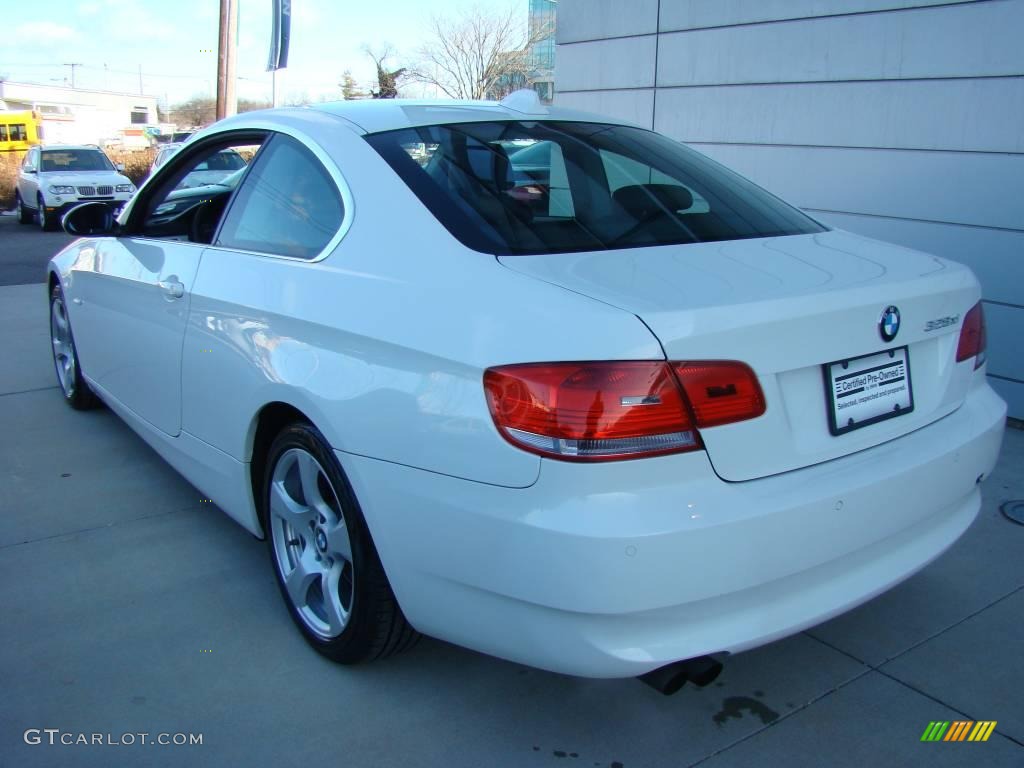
<box><xmin>16</xmin><ymin>145</ymin><xmax>136</xmax><ymax>230</ymax></box>
<box><xmin>150</xmin><ymin>142</ymin><xmax>184</xmax><ymax>174</ymax></box>
<box><xmin>150</xmin><ymin>144</ymin><xmax>246</xmax><ymax>188</ymax></box>
<box><xmin>47</xmin><ymin>92</ymin><xmax>1006</xmax><ymax>693</ymax></box>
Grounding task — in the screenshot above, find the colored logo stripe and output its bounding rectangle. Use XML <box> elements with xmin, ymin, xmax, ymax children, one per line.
<box><xmin>945</xmin><ymin>721</ymin><xmax>972</xmax><ymax>741</ymax></box>
<box><xmin>920</xmin><ymin>721</ymin><xmax>997</xmax><ymax>742</ymax></box>
<box><xmin>970</xmin><ymin>722</ymin><xmax>997</xmax><ymax>742</ymax></box>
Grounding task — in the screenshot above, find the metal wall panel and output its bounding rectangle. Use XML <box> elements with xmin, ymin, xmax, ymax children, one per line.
<box><xmin>556</xmin><ymin>35</ymin><xmax>657</xmax><ymax>91</ymax></box>
<box><xmin>656</xmin><ymin>79</ymin><xmax>1024</xmax><ymax>153</ymax></box>
<box><xmin>691</xmin><ymin>143</ymin><xmax>1024</xmax><ymax>232</ymax></box>
<box><xmin>659</xmin><ymin>0</ymin><xmax>986</xmax><ymax>32</ymax></box>
<box><xmin>656</xmin><ymin>1</ymin><xmax>1024</xmax><ymax>86</ymax></box>
<box><xmin>557</xmin><ymin>0</ymin><xmax>659</xmax><ymax>43</ymax></box>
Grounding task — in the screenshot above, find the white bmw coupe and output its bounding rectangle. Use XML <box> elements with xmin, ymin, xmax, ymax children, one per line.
<box><xmin>48</xmin><ymin>92</ymin><xmax>1006</xmax><ymax>694</ymax></box>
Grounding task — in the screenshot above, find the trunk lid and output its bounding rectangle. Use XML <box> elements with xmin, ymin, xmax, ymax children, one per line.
<box><xmin>498</xmin><ymin>230</ymin><xmax>980</xmax><ymax>481</ymax></box>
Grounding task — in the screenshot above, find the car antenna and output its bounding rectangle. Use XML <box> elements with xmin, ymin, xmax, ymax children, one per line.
<box><xmin>498</xmin><ymin>89</ymin><xmax>549</xmax><ymax>116</ymax></box>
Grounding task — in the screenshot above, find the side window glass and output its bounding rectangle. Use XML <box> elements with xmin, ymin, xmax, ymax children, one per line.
<box><xmin>215</xmin><ymin>135</ymin><xmax>344</xmax><ymax>260</ymax></box>
<box><xmin>0</xmin><ymin>126</ymin><xmax>7</xmax><ymax>142</ymax></box>
<box><xmin>139</xmin><ymin>139</ymin><xmax>262</xmax><ymax>244</ymax></box>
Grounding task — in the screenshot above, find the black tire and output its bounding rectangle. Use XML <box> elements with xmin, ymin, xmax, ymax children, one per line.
<box><xmin>38</xmin><ymin>195</ymin><xmax>57</xmax><ymax>231</ymax></box>
<box><xmin>263</xmin><ymin>422</ymin><xmax>419</xmax><ymax>663</ymax></box>
<box><xmin>16</xmin><ymin>192</ymin><xmax>33</xmax><ymax>225</ymax></box>
<box><xmin>49</xmin><ymin>283</ymin><xmax>98</xmax><ymax>410</ymax></box>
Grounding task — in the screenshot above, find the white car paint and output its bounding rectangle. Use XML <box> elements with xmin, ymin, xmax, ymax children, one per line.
<box><xmin>48</xmin><ymin>98</ymin><xmax>1006</xmax><ymax>678</ymax></box>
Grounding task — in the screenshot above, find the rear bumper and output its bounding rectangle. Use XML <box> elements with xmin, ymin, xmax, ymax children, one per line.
<box><xmin>340</xmin><ymin>380</ymin><xmax>1006</xmax><ymax>678</ymax></box>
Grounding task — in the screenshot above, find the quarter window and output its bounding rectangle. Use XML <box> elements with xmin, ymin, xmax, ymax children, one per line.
<box><xmin>215</xmin><ymin>135</ymin><xmax>344</xmax><ymax>260</ymax></box>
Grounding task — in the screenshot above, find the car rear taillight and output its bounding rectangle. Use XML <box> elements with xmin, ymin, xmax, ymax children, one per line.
<box><xmin>484</xmin><ymin>360</ymin><xmax>765</xmax><ymax>461</ymax></box>
<box><xmin>956</xmin><ymin>302</ymin><xmax>987</xmax><ymax>370</ymax></box>
<box><xmin>673</xmin><ymin>361</ymin><xmax>767</xmax><ymax>427</ymax></box>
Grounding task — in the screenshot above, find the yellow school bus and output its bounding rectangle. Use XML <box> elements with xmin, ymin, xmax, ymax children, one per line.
<box><xmin>0</xmin><ymin>111</ymin><xmax>44</xmax><ymax>152</ymax></box>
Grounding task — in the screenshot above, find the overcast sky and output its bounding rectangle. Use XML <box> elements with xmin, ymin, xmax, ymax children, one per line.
<box><xmin>3</xmin><ymin>0</ymin><xmax>521</xmax><ymax>107</ymax></box>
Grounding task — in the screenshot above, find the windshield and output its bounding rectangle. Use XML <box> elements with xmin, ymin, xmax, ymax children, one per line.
<box><xmin>40</xmin><ymin>149</ymin><xmax>114</xmax><ymax>173</ymax></box>
<box><xmin>366</xmin><ymin>121</ymin><xmax>825</xmax><ymax>255</ymax></box>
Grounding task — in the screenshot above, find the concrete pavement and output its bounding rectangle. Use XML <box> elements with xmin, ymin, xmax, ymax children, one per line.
<box><xmin>0</xmin><ymin>280</ymin><xmax>1021</xmax><ymax>767</ymax></box>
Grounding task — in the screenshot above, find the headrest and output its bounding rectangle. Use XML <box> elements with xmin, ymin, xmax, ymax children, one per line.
<box><xmin>612</xmin><ymin>183</ymin><xmax>694</xmax><ymax>219</ymax></box>
<box><xmin>464</xmin><ymin>141</ymin><xmax>514</xmax><ymax>192</ymax></box>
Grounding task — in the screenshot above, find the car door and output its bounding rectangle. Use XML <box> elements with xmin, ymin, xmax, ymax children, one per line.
<box><xmin>70</xmin><ymin>134</ymin><xmax>264</xmax><ymax>436</ymax></box>
<box><xmin>18</xmin><ymin>147</ymin><xmax>39</xmax><ymax>206</ymax></box>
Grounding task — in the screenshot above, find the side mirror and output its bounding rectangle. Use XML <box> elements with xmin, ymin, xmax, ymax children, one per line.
<box><xmin>62</xmin><ymin>202</ymin><xmax>119</xmax><ymax>237</ymax></box>
<box><xmin>116</xmin><ymin>162</ymin><xmax>126</xmax><ymax>172</ymax></box>
<box><xmin>25</xmin><ymin>168</ymin><xmax>37</xmax><ymax>174</ymax></box>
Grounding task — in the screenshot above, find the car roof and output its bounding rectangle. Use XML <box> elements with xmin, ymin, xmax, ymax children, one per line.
<box><xmin>40</xmin><ymin>145</ymin><xmax>106</xmax><ymax>152</ymax></box>
<box><xmin>308</xmin><ymin>96</ymin><xmax>640</xmax><ymax>135</ymax></box>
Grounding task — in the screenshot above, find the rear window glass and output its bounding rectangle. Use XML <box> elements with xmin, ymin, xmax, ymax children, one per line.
<box><xmin>365</xmin><ymin>121</ymin><xmax>825</xmax><ymax>256</ymax></box>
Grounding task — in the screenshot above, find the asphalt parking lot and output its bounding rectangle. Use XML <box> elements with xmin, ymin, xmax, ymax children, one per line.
<box><xmin>1</xmin><ymin>219</ymin><xmax>1022</xmax><ymax>767</ymax></box>
<box><xmin>0</xmin><ymin>212</ymin><xmax>74</xmax><ymax>286</ymax></box>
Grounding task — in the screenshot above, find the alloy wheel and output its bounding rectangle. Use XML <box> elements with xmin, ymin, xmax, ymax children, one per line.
<box><xmin>50</xmin><ymin>295</ymin><xmax>76</xmax><ymax>398</ymax></box>
<box><xmin>268</xmin><ymin>448</ymin><xmax>355</xmax><ymax>639</ymax></box>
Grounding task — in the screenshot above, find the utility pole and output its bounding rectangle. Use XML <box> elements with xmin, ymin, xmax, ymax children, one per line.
<box><xmin>216</xmin><ymin>0</ymin><xmax>238</xmax><ymax>121</ymax></box>
<box><xmin>138</xmin><ymin>64</ymin><xmax>143</xmax><ymax>95</ymax></box>
<box><xmin>63</xmin><ymin>63</ymin><xmax>83</xmax><ymax>89</ymax></box>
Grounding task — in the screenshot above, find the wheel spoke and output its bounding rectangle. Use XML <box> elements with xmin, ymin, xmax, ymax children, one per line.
<box><xmin>296</xmin><ymin>452</ymin><xmax>323</xmax><ymax>502</ymax></box>
<box><xmin>284</xmin><ymin>551</ymin><xmax>320</xmax><ymax>608</ymax></box>
<box><xmin>268</xmin><ymin>478</ymin><xmax>314</xmax><ymax>528</ymax></box>
<box><xmin>321</xmin><ymin>567</ymin><xmax>348</xmax><ymax>635</ymax></box>
<box><xmin>295</xmin><ymin>451</ymin><xmax>335</xmax><ymax>520</ymax></box>
<box><xmin>324</xmin><ymin>518</ymin><xmax>352</xmax><ymax>563</ymax></box>
<box><xmin>52</xmin><ymin>302</ymin><xmax>69</xmax><ymax>336</ymax></box>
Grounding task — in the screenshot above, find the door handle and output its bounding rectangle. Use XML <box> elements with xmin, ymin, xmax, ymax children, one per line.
<box><xmin>158</xmin><ymin>280</ymin><xmax>185</xmax><ymax>299</ymax></box>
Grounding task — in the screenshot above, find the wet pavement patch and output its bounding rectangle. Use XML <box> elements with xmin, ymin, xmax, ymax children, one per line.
<box><xmin>713</xmin><ymin>696</ymin><xmax>780</xmax><ymax>726</ymax></box>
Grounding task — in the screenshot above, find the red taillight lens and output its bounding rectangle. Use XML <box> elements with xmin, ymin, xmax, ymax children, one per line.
<box><xmin>956</xmin><ymin>302</ymin><xmax>987</xmax><ymax>370</ymax></box>
<box><xmin>673</xmin><ymin>361</ymin><xmax>767</xmax><ymax>427</ymax></box>
<box><xmin>483</xmin><ymin>362</ymin><xmax>700</xmax><ymax>461</ymax></box>
<box><xmin>484</xmin><ymin>360</ymin><xmax>766</xmax><ymax>461</ymax></box>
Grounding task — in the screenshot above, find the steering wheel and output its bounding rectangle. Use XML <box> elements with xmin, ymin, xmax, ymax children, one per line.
<box><xmin>189</xmin><ymin>198</ymin><xmax>227</xmax><ymax>244</ymax></box>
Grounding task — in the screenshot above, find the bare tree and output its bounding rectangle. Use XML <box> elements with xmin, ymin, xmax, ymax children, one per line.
<box><xmin>408</xmin><ymin>4</ymin><xmax>552</xmax><ymax>100</ymax></box>
<box><xmin>364</xmin><ymin>46</ymin><xmax>407</xmax><ymax>99</ymax></box>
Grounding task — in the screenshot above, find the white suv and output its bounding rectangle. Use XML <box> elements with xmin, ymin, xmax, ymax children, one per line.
<box><xmin>16</xmin><ymin>145</ymin><xmax>136</xmax><ymax>231</ymax></box>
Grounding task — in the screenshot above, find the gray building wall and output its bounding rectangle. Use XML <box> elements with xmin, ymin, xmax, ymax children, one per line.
<box><xmin>555</xmin><ymin>0</ymin><xmax>1024</xmax><ymax>417</ymax></box>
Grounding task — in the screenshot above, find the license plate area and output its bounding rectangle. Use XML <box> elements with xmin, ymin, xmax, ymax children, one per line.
<box><xmin>824</xmin><ymin>347</ymin><xmax>914</xmax><ymax>436</ymax></box>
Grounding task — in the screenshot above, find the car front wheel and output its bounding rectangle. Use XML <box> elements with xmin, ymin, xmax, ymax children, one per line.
<box><xmin>16</xmin><ymin>192</ymin><xmax>33</xmax><ymax>225</ymax></box>
<box><xmin>38</xmin><ymin>196</ymin><xmax>57</xmax><ymax>231</ymax></box>
<box><xmin>50</xmin><ymin>283</ymin><xmax>97</xmax><ymax>410</ymax></box>
<box><xmin>264</xmin><ymin>423</ymin><xmax>418</xmax><ymax>663</ymax></box>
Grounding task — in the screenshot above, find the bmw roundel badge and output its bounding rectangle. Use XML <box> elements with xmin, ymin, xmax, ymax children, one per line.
<box><xmin>879</xmin><ymin>305</ymin><xmax>900</xmax><ymax>342</ymax></box>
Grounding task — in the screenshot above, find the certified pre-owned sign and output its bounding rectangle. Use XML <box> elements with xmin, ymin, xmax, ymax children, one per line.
<box><xmin>24</xmin><ymin>729</ymin><xmax>203</xmax><ymax>746</ymax></box>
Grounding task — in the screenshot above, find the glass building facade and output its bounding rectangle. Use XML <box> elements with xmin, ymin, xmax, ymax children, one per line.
<box><xmin>528</xmin><ymin>0</ymin><xmax>556</xmax><ymax>103</ymax></box>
